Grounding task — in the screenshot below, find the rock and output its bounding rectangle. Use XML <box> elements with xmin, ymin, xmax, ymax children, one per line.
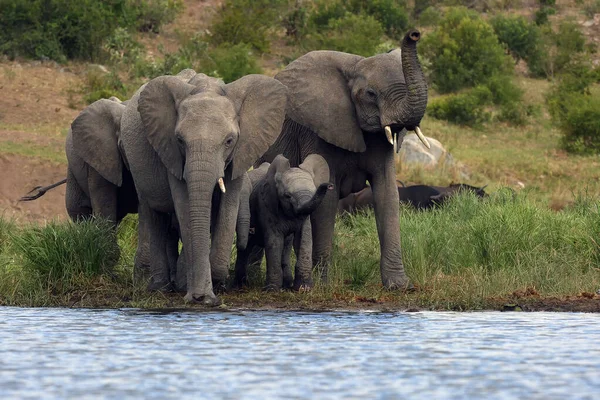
<box><xmin>583</xmin><ymin>20</ymin><xmax>595</xmax><ymax>28</ymax></box>
<box><xmin>398</xmin><ymin>133</ymin><xmax>453</xmax><ymax>168</ymax></box>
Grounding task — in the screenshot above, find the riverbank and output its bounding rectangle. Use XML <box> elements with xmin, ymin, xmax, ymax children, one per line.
<box><xmin>1</xmin><ymin>194</ymin><xmax>599</xmax><ymax>312</ymax></box>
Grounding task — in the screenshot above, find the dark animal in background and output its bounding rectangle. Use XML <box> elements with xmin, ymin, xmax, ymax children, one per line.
<box><xmin>234</xmin><ymin>154</ymin><xmax>332</xmax><ymax>291</ymax></box>
<box><xmin>338</xmin><ymin>183</ymin><xmax>488</xmax><ymax>214</ymax></box>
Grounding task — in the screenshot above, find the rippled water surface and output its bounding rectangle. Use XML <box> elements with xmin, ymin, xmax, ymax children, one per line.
<box><xmin>1</xmin><ymin>308</ymin><xmax>599</xmax><ymax>399</ymax></box>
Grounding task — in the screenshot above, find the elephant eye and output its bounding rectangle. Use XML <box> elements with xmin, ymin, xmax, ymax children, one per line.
<box><xmin>284</xmin><ymin>193</ymin><xmax>292</xmax><ymax>200</ymax></box>
<box><xmin>176</xmin><ymin>134</ymin><xmax>184</xmax><ymax>145</ymax></box>
<box><xmin>225</xmin><ymin>136</ymin><xmax>235</xmax><ymax>148</ymax></box>
<box><xmin>366</xmin><ymin>88</ymin><xmax>377</xmax><ymax>98</ymax></box>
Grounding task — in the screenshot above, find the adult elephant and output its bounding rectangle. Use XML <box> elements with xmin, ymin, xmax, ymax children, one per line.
<box><xmin>260</xmin><ymin>30</ymin><xmax>428</xmax><ymax>289</ymax></box>
<box><xmin>120</xmin><ymin>73</ymin><xmax>287</xmax><ymax>305</ymax></box>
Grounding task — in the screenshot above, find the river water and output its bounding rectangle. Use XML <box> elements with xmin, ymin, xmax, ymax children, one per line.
<box><xmin>0</xmin><ymin>308</ymin><xmax>598</xmax><ymax>399</ymax></box>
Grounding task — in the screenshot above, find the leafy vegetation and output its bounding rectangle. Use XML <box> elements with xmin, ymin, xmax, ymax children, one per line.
<box><xmin>2</xmin><ymin>193</ymin><xmax>599</xmax><ymax>309</ymax></box>
<box><xmin>0</xmin><ymin>0</ymin><xmax>182</xmax><ymax>62</ymax></box>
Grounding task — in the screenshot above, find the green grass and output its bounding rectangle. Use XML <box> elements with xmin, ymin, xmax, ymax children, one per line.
<box><xmin>0</xmin><ymin>140</ymin><xmax>67</xmax><ymax>163</ymax></box>
<box><xmin>1</xmin><ymin>194</ymin><xmax>599</xmax><ymax>310</ymax></box>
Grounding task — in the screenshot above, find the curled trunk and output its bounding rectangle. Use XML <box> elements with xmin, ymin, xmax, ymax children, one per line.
<box><xmin>294</xmin><ymin>183</ymin><xmax>331</xmax><ymax>216</ymax></box>
<box><xmin>383</xmin><ymin>30</ymin><xmax>428</xmax><ymax>130</ymax></box>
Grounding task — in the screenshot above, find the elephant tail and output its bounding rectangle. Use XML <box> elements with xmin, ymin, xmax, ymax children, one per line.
<box><xmin>19</xmin><ymin>178</ymin><xmax>67</xmax><ymax>201</ymax></box>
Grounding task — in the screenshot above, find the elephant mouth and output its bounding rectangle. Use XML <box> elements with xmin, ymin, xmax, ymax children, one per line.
<box><xmin>384</xmin><ymin>124</ymin><xmax>430</xmax><ymax>150</ymax></box>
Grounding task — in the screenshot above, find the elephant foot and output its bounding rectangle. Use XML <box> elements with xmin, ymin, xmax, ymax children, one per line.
<box><xmin>263</xmin><ymin>283</ymin><xmax>281</xmax><ymax>292</ymax></box>
<box><xmin>282</xmin><ymin>277</ymin><xmax>294</xmax><ymax>290</ymax></box>
<box><xmin>213</xmin><ymin>280</ymin><xmax>228</xmax><ymax>294</ymax></box>
<box><xmin>184</xmin><ymin>291</ymin><xmax>221</xmax><ymax>306</ymax></box>
<box><xmin>384</xmin><ymin>277</ymin><xmax>415</xmax><ymax>292</ymax></box>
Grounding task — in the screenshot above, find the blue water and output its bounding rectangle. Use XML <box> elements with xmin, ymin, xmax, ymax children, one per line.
<box><xmin>0</xmin><ymin>308</ymin><xmax>599</xmax><ymax>399</ymax></box>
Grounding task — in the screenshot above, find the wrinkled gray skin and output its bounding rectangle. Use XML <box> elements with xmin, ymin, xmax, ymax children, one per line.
<box><xmin>259</xmin><ymin>31</ymin><xmax>428</xmax><ymax>289</ymax></box>
<box><xmin>234</xmin><ymin>154</ymin><xmax>331</xmax><ymax>291</ymax></box>
<box><xmin>120</xmin><ymin>72</ymin><xmax>288</xmax><ymax>305</ymax></box>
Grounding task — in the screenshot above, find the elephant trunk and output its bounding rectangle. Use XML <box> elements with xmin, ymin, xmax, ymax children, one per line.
<box><xmin>236</xmin><ymin>179</ymin><xmax>251</xmax><ymax>250</ymax></box>
<box><xmin>185</xmin><ymin>156</ymin><xmax>219</xmax><ymax>302</ymax></box>
<box><xmin>294</xmin><ymin>183</ymin><xmax>331</xmax><ymax>216</ymax></box>
<box><xmin>383</xmin><ymin>30</ymin><xmax>428</xmax><ymax>132</ymax></box>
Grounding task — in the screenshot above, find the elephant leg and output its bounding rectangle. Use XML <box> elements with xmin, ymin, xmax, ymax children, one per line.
<box><xmin>233</xmin><ymin>239</ymin><xmax>255</xmax><ymax>289</ymax></box>
<box><xmin>65</xmin><ymin>168</ymin><xmax>91</xmax><ymax>222</ymax></box>
<box><xmin>137</xmin><ymin>201</ymin><xmax>171</xmax><ymax>291</ymax></box>
<box><xmin>293</xmin><ymin>218</ymin><xmax>313</xmax><ymax>291</ymax></box>
<box><xmin>134</xmin><ymin>206</ymin><xmax>150</xmax><ymax>285</ymax></box>
<box><xmin>210</xmin><ymin>175</ymin><xmax>244</xmax><ymax>292</ymax></box>
<box><xmin>88</xmin><ymin>167</ymin><xmax>118</xmax><ymax>225</ymax></box>
<box><xmin>369</xmin><ymin>157</ymin><xmax>412</xmax><ymax>290</ymax></box>
<box><xmin>166</xmin><ymin>218</ymin><xmax>180</xmax><ymax>287</ymax></box>
<box><xmin>264</xmin><ymin>234</ymin><xmax>284</xmax><ymax>291</ymax></box>
<box><xmin>168</xmin><ymin>178</ymin><xmax>193</xmax><ymax>294</ymax></box>
<box><xmin>246</xmin><ymin>246</ymin><xmax>264</xmax><ymax>286</ymax></box>
<box><xmin>310</xmin><ymin>187</ymin><xmax>339</xmax><ymax>282</ymax></box>
<box><xmin>281</xmin><ymin>235</ymin><xmax>294</xmax><ymax>289</ymax></box>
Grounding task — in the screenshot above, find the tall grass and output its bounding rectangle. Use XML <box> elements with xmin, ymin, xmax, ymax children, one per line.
<box><xmin>1</xmin><ymin>193</ymin><xmax>599</xmax><ymax>309</ymax></box>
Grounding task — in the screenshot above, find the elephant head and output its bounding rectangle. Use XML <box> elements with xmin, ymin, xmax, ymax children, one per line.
<box><xmin>268</xmin><ymin>154</ymin><xmax>332</xmax><ymax>217</ymax></box>
<box><xmin>137</xmin><ymin>74</ymin><xmax>287</xmax><ymax>299</ymax></box>
<box><xmin>70</xmin><ymin>97</ymin><xmax>127</xmax><ymax>186</ymax></box>
<box><xmin>276</xmin><ymin>30</ymin><xmax>429</xmax><ymax>152</ymax></box>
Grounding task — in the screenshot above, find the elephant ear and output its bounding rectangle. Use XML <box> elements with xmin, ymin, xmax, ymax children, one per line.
<box><xmin>138</xmin><ymin>76</ymin><xmax>197</xmax><ymax>180</ymax></box>
<box><xmin>71</xmin><ymin>98</ymin><xmax>126</xmax><ymax>186</ymax></box>
<box><xmin>267</xmin><ymin>155</ymin><xmax>291</xmax><ymax>190</ymax></box>
<box><xmin>224</xmin><ymin>75</ymin><xmax>288</xmax><ymax>180</ymax></box>
<box><xmin>275</xmin><ymin>51</ymin><xmax>366</xmax><ymax>153</ymax></box>
<box><xmin>299</xmin><ymin>154</ymin><xmax>330</xmax><ymax>187</ymax></box>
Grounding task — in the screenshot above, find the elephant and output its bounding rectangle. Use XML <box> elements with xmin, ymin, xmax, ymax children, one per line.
<box><xmin>234</xmin><ymin>154</ymin><xmax>332</xmax><ymax>291</ymax></box>
<box><xmin>338</xmin><ymin>183</ymin><xmax>488</xmax><ymax>213</ymax></box>
<box><xmin>119</xmin><ymin>73</ymin><xmax>288</xmax><ymax>305</ymax></box>
<box><xmin>258</xmin><ymin>30</ymin><xmax>429</xmax><ymax>289</ymax></box>
<box><xmin>20</xmin><ymin>96</ymin><xmax>138</xmax><ymax>224</ymax></box>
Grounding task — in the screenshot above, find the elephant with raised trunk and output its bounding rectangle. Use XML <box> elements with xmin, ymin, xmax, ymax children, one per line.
<box><xmin>234</xmin><ymin>154</ymin><xmax>332</xmax><ymax>291</ymax></box>
<box><xmin>119</xmin><ymin>73</ymin><xmax>288</xmax><ymax>305</ymax></box>
<box><xmin>259</xmin><ymin>30</ymin><xmax>429</xmax><ymax>289</ymax></box>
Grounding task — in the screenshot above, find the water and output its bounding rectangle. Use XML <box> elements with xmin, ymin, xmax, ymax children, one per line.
<box><xmin>0</xmin><ymin>308</ymin><xmax>599</xmax><ymax>399</ymax></box>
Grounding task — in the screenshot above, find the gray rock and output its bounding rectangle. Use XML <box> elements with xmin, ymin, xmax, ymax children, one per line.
<box><xmin>398</xmin><ymin>133</ymin><xmax>453</xmax><ymax>168</ymax></box>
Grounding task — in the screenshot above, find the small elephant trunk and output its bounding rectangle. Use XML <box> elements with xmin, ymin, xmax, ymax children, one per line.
<box><xmin>294</xmin><ymin>183</ymin><xmax>331</xmax><ymax>216</ymax></box>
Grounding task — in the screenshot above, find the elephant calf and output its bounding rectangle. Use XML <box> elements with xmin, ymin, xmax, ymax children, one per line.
<box><xmin>338</xmin><ymin>183</ymin><xmax>488</xmax><ymax>213</ymax></box>
<box><xmin>234</xmin><ymin>154</ymin><xmax>332</xmax><ymax>291</ymax></box>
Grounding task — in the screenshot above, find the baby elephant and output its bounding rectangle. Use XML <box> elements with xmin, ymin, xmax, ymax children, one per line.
<box><xmin>234</xmin><ymin>154</ymin><xmax>332</xmax><ymax>291</ymax></box>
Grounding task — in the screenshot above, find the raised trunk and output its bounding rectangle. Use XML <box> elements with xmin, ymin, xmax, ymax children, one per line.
<box><xmin>294</xmin><ymin>183</ymin><xmax>330</xmax><ymax>216</ymax></box>
<box><xmin>384</xmin><ymin>30</ymin><xmax>428</xmax><ymax>130</ymax></box>
<box><xmin>184</xmin><ymin>158</ymin><xmax>218</xmax><ymax>305</ymax></box>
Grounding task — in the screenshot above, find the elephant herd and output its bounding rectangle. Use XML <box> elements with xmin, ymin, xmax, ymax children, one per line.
<box><xmin>22</xmin><ymin>31</ymin><xmax>433</xmax><ymax>305</ymax></box>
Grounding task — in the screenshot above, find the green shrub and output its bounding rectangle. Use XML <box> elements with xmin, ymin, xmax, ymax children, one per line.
<box><xmin>418</xmin><ymin>7</ymin><xmax>442</xmax><ymax>26</ymax></box>
<box><xmin>486</xmin><ymin>74</ymin><xmax>523</xmax><ymax>105</ymax></box>
<box><xmin>421</xmin><ymin>7</ymin><xmax>513</xmax><ymax>93</ymax></box>
<box><xmin>0</xmin><ymin>0</ymin><xmax>180</xmax><ymax>62</ymax></box>
<box><xmin>345</xmin><ymin>0</ymin><xmax>409</xmax><ymax>39</ymax></box>
<box><xmin>103</xmin><ymin>27</ymin><xmax>145</xmax><ymax>68</ymax></box>
<box><xmin>209</xmin><ymin>0</ymin><xmax>287</xmax><ymax>53</ymax></box>
<box><xmin>427</xmin><ymin>86</ymin><xmax>492</xmax><ymax>126</ymax></box>
<box><xmin>82</xmin><ymin>69</ymin><xmax>129</xmax><ymax>104</ymax></box>
<box><xmin>208</xmin><ymin>43</ymin><xmax>262</xmax><ymax>83</ymax></box>
<box><xmin>529</xmin><ymin>21</ymin><xmax>588</xmax><ymax>78</ymax></box>
<box><xmin>11</xmin><ymin>219</ymin><xmax>120</xmax><ymax>293</ymax></box>
<box><xmin>129</xmin><ymin>0</ymin><xmax>183</xmax><ymax>33</ymax></box>
<box><xmin>491</xmin><ymin>14</ymin><xmax>541</xmax><ymax>64</ymax></box>
<box><xmin>558</xmin><ymin>94</ymin><xmax>600</xmax><ymax>154</ymax></box>
<box><xmin>496</xmin><ymin>102</ymin><xmax>528</xmax><ymax>125</ymax></box>
<box><xmin>535</xmin><ymin>0</ymin><xmax>556</xmax><ymax>25</ymax></box>
<box><xmin>305</xmin><ymin>13</ymin><xmax>385</xmax><ymax>57</ymax></box>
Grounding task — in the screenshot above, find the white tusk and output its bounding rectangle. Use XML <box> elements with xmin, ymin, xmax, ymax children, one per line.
<box><xmin>415</xmin><ymin>126</ymin><xmax>431</xmax><ymax>149</ymax></box>
<box><xmin>218</xmin><ymin>177</ymin><xmax>226</xmax><ymax>193</ymax></box>
<box><xmin>393</xmin><ymin>131</ymin><xmax>397</xmax><ymax>149</ymax></box>
<box><xmin>384</xmin><ymin>126</ymin><xmax>394</xmax><ymax>145</ymax></box>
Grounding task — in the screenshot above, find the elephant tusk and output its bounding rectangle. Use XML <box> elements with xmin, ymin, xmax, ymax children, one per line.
<box><xmin>218</xmin><ymin>177</ymin><xmax>226</xmax><ymax>193</ymax></box>
<box><xmin>385</xmin><ymin>126</ymin><xmax>394</xmax><ymax>145</ymax></box>
<box><xmin>414</xmin><ymin>126</ymin><xmax>431</xmax><ymax>149</ymax></box>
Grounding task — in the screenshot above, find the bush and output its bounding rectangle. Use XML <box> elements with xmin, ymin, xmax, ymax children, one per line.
<box><xmin>529</xmin><ymin>20</ymin><xmax>588</xmax><ymax>78</ymax></box>
<box><xmin>491</xmin><ymin>14</ymin><xmax>541</xmax><ymax>64</ymax></box>
<box><xmin>421</xmin><ymin>7</ymin><xmax>513</xmax><ymax>93</ymax></box>
<box><xmin>11</xmin><ymin>219</ymin><xmax>120</xmax><ymax>293</ymax></box>
<box><xmin>0</xmin><ymin>0</ymin><xmax>181</xmax><ymax>62</ymax></box>
<box><xmin>418</xmin><ymin>7</ymin><xmax>442</xmax><ymax>26</ymax></box>
<box><xmin>209</xmin><ymin>0</ymin><xmax>287</xmax><ymax>53</ymax></box>
<box><xmin>130</xmin><ymin>0</ymin><xmax>183</xmax><ymax>33</ymax></box>
<box><xmin>345</xmin><ymin>0</ymin><xmax>409</xmax><ymax>39</ymax></box>
<box><xmin>208</xmin><ymin>43</ymin><xmax>262</xmax><ymax>83</ymax></box>
<box><xmin>486</xmin><ymin>74</ymin><xmax>523</xmax><ymax>106</ymax></box>
<box><xmin>427</xmin><ymin>86</ymin><xmax>492</xmax><ymax>126</ymax></box>
<box><xmin>584</xmin><ymin>0</ymin><xmax>600</xmax><ymax>18</ymax></box>
<box><xmin>305</xmin><ymin>13</ymin><xmax>385</xmax><ymax>57</ymax></box>
<box><xmin>82</xmin><ymin>69</ymin><xmax>129</xmax><ymax>104</ymax></box>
